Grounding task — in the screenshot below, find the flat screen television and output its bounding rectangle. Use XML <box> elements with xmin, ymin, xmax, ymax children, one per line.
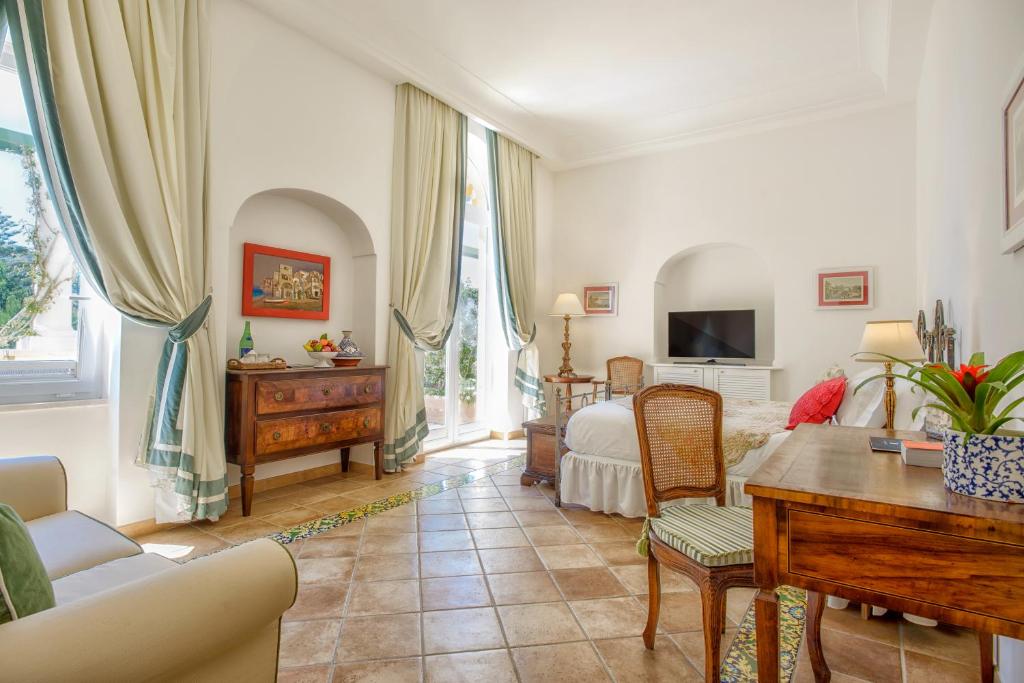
<box><xmin>668</xmin><ymin>309</ymin><xmax>755</xmax><ymax>359</ymax></box>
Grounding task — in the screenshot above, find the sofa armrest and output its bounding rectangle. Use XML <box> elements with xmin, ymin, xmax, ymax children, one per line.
<box><xmin>0</xmin><ymin>538</ymin><xmax>298</xmax><ymax>681</ymax></box>
<box><xmin>0</xmin><ymin>455</ymin><xmax>68</xmax><ymax>521</ymax></box>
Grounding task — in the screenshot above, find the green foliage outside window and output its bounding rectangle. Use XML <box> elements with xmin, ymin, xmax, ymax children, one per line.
<box><xmin>423</xmin><ymin>278</ymin><xmax>478</xmax><ymax>404</ymax></box>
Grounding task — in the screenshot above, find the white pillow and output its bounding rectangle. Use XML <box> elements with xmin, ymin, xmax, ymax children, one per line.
<box><xmin>836</xmin><ymin>366</ymin><xmax>927</xmax><ymax>430</ymax></box>
<box><xmin>836</xmin><ymin>367</ymin><xmax>885</xmax><ymax>427</ymax></box>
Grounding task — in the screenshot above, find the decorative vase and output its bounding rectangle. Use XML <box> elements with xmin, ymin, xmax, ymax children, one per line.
<box><xmin>238</xmin><ymin>320</ymin><xmax>254</xmax><ymax>358</ymax></box>
<box><xmin>922</xmin><ymin>405</ymin><xmax>952</xmax><ymax>440</ymax></box>
<box><xmin>942</xmin><ymin>430</ymin><xmax>1024</xmax><ymax>503</ymax></box>
<box><xmin>337</xmin><ymin>330</ymin><xmax>363</xmax><ymax>358</ymax></box>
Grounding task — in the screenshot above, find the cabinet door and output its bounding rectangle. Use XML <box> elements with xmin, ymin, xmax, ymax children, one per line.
<box><xmin>654</xmin><ymin>366</ymin><xmax>703</xmax><ymax>386</ymax></box>
<box><xmin>713</xmin><ymin>369</ymin><xmax>770</xmax><ymax>400</ymax></box>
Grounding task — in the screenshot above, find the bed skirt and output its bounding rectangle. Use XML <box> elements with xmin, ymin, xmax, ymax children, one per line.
<box><xmin>559</xmin><ymin>451</ymin><xmax>751</xmax><ymax>518</ymax></box>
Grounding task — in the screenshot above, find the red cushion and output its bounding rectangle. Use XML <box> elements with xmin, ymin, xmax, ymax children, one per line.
<box><xmin>786</xmin><ymin>377</ymin><xmax>847</xmax><ymax>430</ymax></box>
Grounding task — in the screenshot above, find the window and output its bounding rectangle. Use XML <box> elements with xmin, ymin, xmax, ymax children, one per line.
<box><xmin>423</xmin><ymin>120</ymin><xmax>490</xmax><ymax>445</ymax></box>
<box><xmin>0</xmin><ymin>31</ymin><xmax>101</xmax><ymax>404</ymax></box>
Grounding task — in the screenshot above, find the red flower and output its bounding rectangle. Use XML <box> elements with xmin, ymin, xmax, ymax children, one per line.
<box><xmin>950</xmin><ymin>364</ymin><xmax>990</xmax><ymax>399</ymax></box>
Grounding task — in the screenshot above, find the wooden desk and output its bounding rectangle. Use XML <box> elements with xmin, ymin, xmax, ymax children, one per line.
<box><xmin>745</xmin><ymin>424</ymin><xmax>1024</xmax><ymax>682</ymax></box>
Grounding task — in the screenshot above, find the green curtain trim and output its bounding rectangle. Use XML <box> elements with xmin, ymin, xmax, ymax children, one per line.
<box><xmin>487</xmin><ymin>129</ymin><xmax>530</xmax><ymax>352</ymax></box>
<box><xmin>383</xmin><ymin>408</ymin><xmax>429</xmax><ymax>467</ymax></box>
<box><xmin>514</xmin><ymin>367</ymin><xmax>544</xmax><ymax>398</ymax></box>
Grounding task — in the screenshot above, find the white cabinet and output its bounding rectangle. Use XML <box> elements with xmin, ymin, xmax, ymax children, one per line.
<box><xmin>650</xmin><ymin>363</ymin><xmax>777</xmax><ymax>401</ymax></box>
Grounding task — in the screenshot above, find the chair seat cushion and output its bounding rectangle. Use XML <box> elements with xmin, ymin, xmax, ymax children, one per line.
<box><xmin>52</xmin><ymin>552</ymin><xmax>176</xmax><ymax>605</ymax></box>
<box><xmin>650</xmin><ymin>505</ymin><xmax>754</xmax><ymax>567</ymax></box>
<box><xmin>26</xmin><ymin>511</ymin><xmax>142</xmax><ymax>580</ymax></box>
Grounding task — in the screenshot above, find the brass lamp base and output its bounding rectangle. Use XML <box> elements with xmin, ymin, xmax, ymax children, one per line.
<box><xmin>557</xmin><ymin>314</ymin><xmax>576</xmax><ymax>377</ymax></box>
<box><xmin>883</xmin><ymin>361</ymin><xmax>896</xmax><ymax>430</ymax></box>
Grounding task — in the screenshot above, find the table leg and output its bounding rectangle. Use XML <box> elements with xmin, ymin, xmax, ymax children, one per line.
<box><xmin>241</xmin><ymin>464</ymin><xmax>255</xmax><ymax>517</ymax></box>
<box><xmin>340</xmin><ymin>447</ymin><xmax>351</xmax><ymax>473</ymax></box>
<box><xmin>755</xmin><ymin>589</ymin><xmax>780</xmax><ymax>683</ymax></box>
<box><xmin>806</xmin><ymin>591</ymin><xmax>831</xmax><ymax>682</ymax></box>
<box><xmin>979</xmin><ymin>631</ymin><xmax>993</xmax><ymax>683</ymax></box>
<box><xmin>373</xmin><ymin>440</ymin><xmax>383</xmax><ymax>480</ymax></box>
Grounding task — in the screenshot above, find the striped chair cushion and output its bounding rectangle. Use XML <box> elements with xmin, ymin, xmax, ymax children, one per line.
<box><xmin>649</xmin><ymin>505</ymin><xmax>754</xmax><ymax>567</ymax></box>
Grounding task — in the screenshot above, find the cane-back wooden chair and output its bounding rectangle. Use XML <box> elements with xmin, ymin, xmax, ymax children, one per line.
<box><xmin>606</xmin><ymin>355</ymin><xmax>645</xmax><ymax>395</ymax></box>
<box><xmin>633</xmin><ymin>384</ymin><xmax>755</xmax><ymax>683</ymax></box>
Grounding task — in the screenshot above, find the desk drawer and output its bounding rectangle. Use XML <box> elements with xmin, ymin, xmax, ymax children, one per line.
<box><xmin>256</xmin><ymin>375</ymin><xmax>382</xmax><ymax>415</ymax></box>
<box><xmin>256</xmin><ymin>407</ymin><xmax>382</xmax><ymax>456</ymax></box>
<box><xmin>787</xmin><ymin>509</ymin><xmax>1024</xmax><ymax>621</ymax></box>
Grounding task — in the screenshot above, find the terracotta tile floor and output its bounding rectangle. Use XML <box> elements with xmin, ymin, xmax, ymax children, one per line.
<box><xmin>136</xmin><ymin>440</ymin><xmax>985</xmax><ymax>682</ymax></box>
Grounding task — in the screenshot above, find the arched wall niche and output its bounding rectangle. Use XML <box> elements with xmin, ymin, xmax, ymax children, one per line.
<box><xmin>652</xmin><ymin>242</ymin><xmax>775</xmax><ymax>363</ymax></box>
<box><xmin>227</xmin><ymin>188</ymin><xmax>378</xmax><ymax>366</ymax></box>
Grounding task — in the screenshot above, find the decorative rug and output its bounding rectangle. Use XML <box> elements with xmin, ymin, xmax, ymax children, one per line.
<box><xmin>722</xmin><ymin>585</ymin><xmax>806</xmax><ymax>683</ymax></box>
<box><xmin>272</xmin><ymin>455</ymin><xmax>526</xmax><ymax>544</ymax></box>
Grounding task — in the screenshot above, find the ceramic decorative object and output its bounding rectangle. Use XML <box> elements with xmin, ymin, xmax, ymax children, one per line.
<box><xmin>238</xmin><ymin>320</ymin><xmax>254</xmax><ymax>358</ymax></box>
<box><xmin>337</xmin><ymin>330</ymin><xmax>364</xmax><ymax>358</ymax></box>
<box><xmin>922</xmin><ymin>405</ymin><xmax>952</xmax><ymax>440</ymax></box>
<box><xmin>942</xmin><ymin>430</ymin><xmax>1024</xmax><ymax>503</ymax></box>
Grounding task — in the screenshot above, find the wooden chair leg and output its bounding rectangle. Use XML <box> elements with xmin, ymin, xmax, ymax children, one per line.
<box><xmin>643</xmin><ymin>552</ymin><xmax>660</xmax><ymax>649</ymax></box>
<box><xmin>805</xmin><ymin>591</ymin><xmax>831</xmax><ymax>682</ymax></box>
<box><xmin>979</xmin><ymin>631</ymin><xmax>993</xmax><ymax>683</ymax></box>
<box><xmin>700</xmin><ymin>580</ymin><xmax>726</xmax><ymax>683</ymax></box>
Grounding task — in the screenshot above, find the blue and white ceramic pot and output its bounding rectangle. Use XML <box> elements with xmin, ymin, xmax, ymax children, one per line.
<box><xmin>942</xmin><ymin>431</ymin><xmax>1024</xmax><ymax>503</ymax></box>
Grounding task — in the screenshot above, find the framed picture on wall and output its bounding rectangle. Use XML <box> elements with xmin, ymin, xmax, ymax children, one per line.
<box><xmin>1003</xmin><ymin>65</ymin><xmax>1024</xmax><ymax>253</ymax></box>
<box><xmin>242</xmin><ymin>242</ymin><xmax>331</xmax><ymax>320</ymax></box>
<box><xmin>815</xmin><ymin>267</ymin><xmax>874</xmax><ymax>310</ymax></box>
<box><xmin>583</xmin><ymin>282</ymin><xmax>618</xmax><ymax>315</ymax></box>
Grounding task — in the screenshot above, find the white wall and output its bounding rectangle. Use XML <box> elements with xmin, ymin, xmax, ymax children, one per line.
<box><xmin>547</xmin><ymin>105</ymin><xmax>918</xmax><ymax>400</ymax></box>
<box><xmin>914</xmin><ymin>1</ymin><xmax>1024</xmax><ymax>676</ymax></box>
<box><xmin>654</xmin><ymin>244</ymin><xmax>774</xmax><ymax>364</ymax></box>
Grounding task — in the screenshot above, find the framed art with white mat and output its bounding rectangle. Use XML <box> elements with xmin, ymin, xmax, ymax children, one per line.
<box><xmin>1004</xmin><ymin>59</ymin><xmax>1024</xmax><ymax>254</ymax></box>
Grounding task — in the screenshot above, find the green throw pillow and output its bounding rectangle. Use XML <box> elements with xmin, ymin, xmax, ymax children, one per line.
<box><xmin>0</xmin><ymin>503</ymin><xmax>55</xmax><ymax>623</ymax></box>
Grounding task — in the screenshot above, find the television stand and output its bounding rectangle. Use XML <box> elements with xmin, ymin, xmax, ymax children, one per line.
<box><xmin>652</xmin><ymin>362</ymin><xmax>780</xmax><ymax>401</ymax></box>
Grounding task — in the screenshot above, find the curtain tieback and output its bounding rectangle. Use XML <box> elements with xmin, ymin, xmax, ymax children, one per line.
<box><xmin>168</xmin><ymin>294</ymin><xmax>213</xmax><ymax>344</ymax></box>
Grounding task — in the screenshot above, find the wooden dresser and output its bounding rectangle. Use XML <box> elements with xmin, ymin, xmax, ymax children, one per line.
<box><xmin>521</xmin><ymin>414</ymin><xmax>564</xmax><ymax>486</ymax></box>
<box><xmin>225</xmin><ymin>365</ymin><xmax>387</xmax><ymax>516</ymax></box>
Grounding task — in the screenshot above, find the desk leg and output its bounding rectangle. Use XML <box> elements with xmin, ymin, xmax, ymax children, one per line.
<box><xmin>979</xmin><ymin>632</ymin><xmax>993</xmax><ymax>683</ymax></box>
<box><xmin>373</xmin><ymin>440</ymin><xmax>384</xmax><ymax>480</ymax></box>
<box><xmin>806</xmin><ymin>591</ymin><xmax>831</xmax><ymax>682</ymax></box>
<box><xmin>340</xmin><ymin>447</ymin><xmax>351</xmax><ymax>473</ymax></box>
<box><xmin>755</xmin><ymin>589</ymin><xmax>779</xmax><ymax>682</ymax></box>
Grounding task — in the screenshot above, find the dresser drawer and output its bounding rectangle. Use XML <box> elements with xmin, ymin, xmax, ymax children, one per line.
<box><xmin>713</xmin><ymin>368</ymin><xmax>770</xmax><ymax>400</ymax></box>
<box><xmin>787</xmin><ymin>509</ymin><xmax>1024</xmax><ymax>622</ymax></box>
<box><xmin>654</xmin><ymin>367</ymin><xmax>704</xmax><ymax>386</ymax></box>
<box><xmin>256</xmin><ymin>407</ymin><xmax>382</xmax><ymax>456</ymax></box>
<box><xmin>255</xmin><ymin>374</ymin><xmax>382</xmax><ymax>415</ymax></box>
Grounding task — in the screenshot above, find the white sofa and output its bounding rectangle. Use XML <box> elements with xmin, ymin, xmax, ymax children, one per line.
<box><xmin>0</xmin><ymin>455</ymin><xmax>298</xmax><ymax>682</ymax></box>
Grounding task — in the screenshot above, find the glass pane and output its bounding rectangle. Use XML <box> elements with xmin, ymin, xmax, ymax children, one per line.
<box><xmin>0</xmin><ymin>31</ymin><xmax>79</xmax><ymax>365</ymax></box>
<box><xmin>423</xmin><ymin>348</ymin><xmax>447</xmax><ymax>435</ymax></box>
<box><xmin>456</xmin><ymin>232</ymin><xmax>481</xmax><ymax>428</ymax></box>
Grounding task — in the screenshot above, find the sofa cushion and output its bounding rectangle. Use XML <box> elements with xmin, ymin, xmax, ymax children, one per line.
<box><xmin>0</xmin><ymin>503</ymin><xmax>56</xmax><ymax>623</ymax></box>
<box><xmin>26</xmin><ymin>511</ymin><xmax>142</xmax><ymax>580</ymax></box>
<box><xmin>52</xmin><ymin>552</ymin><xmax>176</xmax><ymax>605</ymax></box>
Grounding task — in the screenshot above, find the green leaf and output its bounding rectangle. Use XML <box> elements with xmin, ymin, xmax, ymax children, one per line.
<box><xmin>984</xmin><ymin>350</ymin><xmax>1024</xmax><ymax>384</ymax></box>
<box><xmin>917</xmin><ymin>402</ymin><xmax>971</xmax><ymax>433</ymax></box>
<box><xmin>985</xmin><ymin>416</ymin><xmax>1023</xmax><ymax>433</ymax></box>
<box><xmin>967</xmin><ymin>351</ymin><xmax>986</xmax><ymax>366</ymax></box>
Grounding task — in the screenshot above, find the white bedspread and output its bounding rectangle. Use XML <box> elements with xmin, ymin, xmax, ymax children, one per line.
<box><xmin>560</xmin><ymin>397</ymin><xmax>791</xmax><ymax>517</ymax></box>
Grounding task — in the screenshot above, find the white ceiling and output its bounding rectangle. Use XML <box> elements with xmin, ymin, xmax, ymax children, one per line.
<box><xmin>247</xmin><ymin>0</ymin><xmax>933</xmax><ymax>169</ymax></box>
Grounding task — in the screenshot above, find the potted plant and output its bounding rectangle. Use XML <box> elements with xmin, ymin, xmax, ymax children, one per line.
<box><xmin>856</xmin><ymin>351</ymin><xmax>1024</xmax><ymax>503</ymax></box>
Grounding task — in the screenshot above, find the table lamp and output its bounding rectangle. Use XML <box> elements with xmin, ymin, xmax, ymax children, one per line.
<box><xmin>549</xmin><ymin>293</ymin><xmax>586</xmax><ymax>377</ymax></box>
<box><xmin>855</xmin><ymin>320</ymin><xmax>926</xmax><ymax>429</ymax></box>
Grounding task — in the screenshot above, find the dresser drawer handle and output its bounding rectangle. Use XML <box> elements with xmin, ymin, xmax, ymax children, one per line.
<box><xmin>364</xmin><ymin>384</ymin><xmax>375</xmax><ymax>394</ymax></box>
<box><xmin>320</xmin><ymin>422</ymin><xmax>332</xmax><ymax>433</ymax></box>
<box><xmin>272</xmin><ymin>431</ymin><xmax>282</xmax><ymax>441</ymax></box>
<box><xmin>321</xmin><ymin>386</ymin><xmax>332</xmax><ymax>396</ymax></box>
<box><xmin>362</xmin><ymin>417</ymin><xmax>371</xmax><ymax>428</ymax></box>
<box><xmin>274</xmin><ymin>391</ymin><xmax>284</xmax><ymax>401</ymax></box>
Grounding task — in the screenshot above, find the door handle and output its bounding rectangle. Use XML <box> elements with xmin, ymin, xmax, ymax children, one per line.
<box><xmin>274</xmin><ymin>391</ymin><xmax>284</xmax><ymax>401</ymax></box>
<box><xmin>272</xmin><ymin>431</ymin><xmax>282</xmax><ymax>441</ymax></box>
<box><xmin>320</xmin><ymin>422</ymin><xmax>332</xmax><ymax>433</ymax></box>
<box><xmin>363</xmin><ymin>417</ymin><xmax>371</xmax><ymax>428</ymax></box>
<box><xmin>321</xmin><ymin>386</ymin><xmax>332</xmax><ymax>396</ymax></box>
<box><xmin>364</xmin><ymin>384</ymin><xmax>375</xmax><ymax>394</ymax></box>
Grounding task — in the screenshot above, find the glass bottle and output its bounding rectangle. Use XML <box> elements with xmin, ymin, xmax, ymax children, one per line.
<box><xmin>238</xmin><ymin>320</ymin><xmax>255</xmax><ymax>358</ymax></box>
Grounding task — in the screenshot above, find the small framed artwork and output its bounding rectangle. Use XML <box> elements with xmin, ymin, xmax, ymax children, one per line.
<box><xmin>242</xmin><ymin>242</ymin><xmax>330</xmax><ymax>320</ymax></box>
<box><xmin>1003</xmin><ymin>64</ymin><xmax>1024</xmax><ymax>253</ymax></box>
<box><xmin>583</xmin><ymin>282</ymin><xmax>618</xmax><ymax>316</ymax></box>
<box><xmin>815</xmin><ymin>267</ymin><xmax>874</xmax><ymax>310</ymax></box>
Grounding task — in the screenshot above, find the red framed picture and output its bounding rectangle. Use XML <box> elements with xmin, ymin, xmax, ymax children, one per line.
<box><xmin>815</xmin><ymin>267</ymin><xmax>873</xmax><ymax>309</ymax></box>
<box><xmin>242</xmin><ymin>243</ymin><xmax>330</xmax><ymax>320</ymax></box>
<box><xmin>583</xmin><ymin>283</ymin><xmax>618</xmax><ymax>316</ymax></box>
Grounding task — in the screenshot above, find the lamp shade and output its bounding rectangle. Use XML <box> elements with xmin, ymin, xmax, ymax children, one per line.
<box><xmin>855</xmin><ymin>320</ymin><xmax>925</xmax><ymax>362</ymax></box>
<box><xmin>549</xmin><ymin>293</ymin><xmax>586</xmax><ymax>317</ymax></box>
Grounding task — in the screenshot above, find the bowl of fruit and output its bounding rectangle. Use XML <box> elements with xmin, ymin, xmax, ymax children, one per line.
<box><xmin>304</xmin><ymin>334</ymin><xmax>338</xmax><ymax>368</ymax></box>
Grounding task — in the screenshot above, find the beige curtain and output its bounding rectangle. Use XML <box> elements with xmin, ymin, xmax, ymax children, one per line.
<box><xmin>384</xmin><ymin>84</ymin><xmax>467</xmax><ymax>471</ymax></box>
<box><xmin>39</xmin><ymin>0</ymin><xmax>223</xmax><ymax>521</ymax></box>
<box><xmin>488</xmin><ymin>131</ymin><xmax>545</xmax><ymax>418</ymax></box>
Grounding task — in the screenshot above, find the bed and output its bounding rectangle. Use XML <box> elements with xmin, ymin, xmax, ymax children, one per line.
<box><xmin>559</xmin><ymin>396</ymin><xmax>793</xmax><ymax>517</ymax></box>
